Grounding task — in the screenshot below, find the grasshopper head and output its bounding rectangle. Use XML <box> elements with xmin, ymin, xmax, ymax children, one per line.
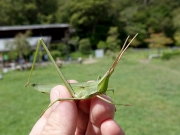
<box><xmin>97</xmin><ymin>34</ymin><xmax>138</xmax><ymax>94</ymax></box>
<box><xmin>97</xmin><ymin>73</ymin><xmax>111</xmax><ymax>94</ymax></box>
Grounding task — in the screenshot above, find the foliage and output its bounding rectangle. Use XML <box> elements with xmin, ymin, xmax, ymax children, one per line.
<box><xmin>97</xmin><ymin>41</ymin><xmax>107</xmax><ymax>50</ymax></box>
<box><xmin>69</xmin><ymin>0</ymin><xmax>114</xmax><ymax>47</ymax></box>
<box><xmin>50</xmin><ymin>42</ymin><xmax>69</xmax><ymax>57</ymax></box>
<box><xmin>0</xmin><ymin>0</ymin><xmax>59</xmax><ymax>25</ymax></box>
<box><xmin>6</xmin><ymin>30</ymin><xmax>31</xmax><ymax>60</ymax></box>
<box><xmin>50</xmin><ymin>50</ymin><xmax>61</xmax><ymax>59</ymax></box>
<box><xmin>106</xmin><ymin>26</ymin><xmax>121</xmax><ymax>52</ymax></box>
<box><xmin>2</xmin><ymin>0</ymin><xmax>180</xmax><ymax>49</ymax></box>
<box><xmin>172</xmin><ymin>8</ymin><xmax>180</xmax><ymax>30</ymax></box>
<box><xmin>78</xmin><ymin>38</ymin><xmax>91</xmax><ymax>54</ymax></box>
<box><xmin>173</xmin><ymin>31</ymin><xmax>180</xmax><ymax>46</ymax></box>
<box><xmin>128</xmin><ymin>38</ymin><xmax>141</xmax><ymax>47</ymax></box>
<box><xmin>144</xmin><ymin>32</ymin><xmax>173</xmax><ymax>49</ymax></box>
<box><xmin>55</xmin><ymin>0</ymin><xmax>71</xmax><ymax>23</ymax></box>
<box><xmin>68</xmin><ymin>36</ymin><xmax>80</xmax><ymax>51</ymax></box>
<box><xmin>162</xmin><ymin>49</ymin><xmax>180</xmax><ymax>59</ymax></box>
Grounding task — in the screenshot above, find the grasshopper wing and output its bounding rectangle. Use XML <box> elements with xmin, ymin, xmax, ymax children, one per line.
<box><xmin>32</xmin><ymin>83</ymin><xmax>59</xmax><ymax>94</ymax></box>
<box><xmin>32</xmin><ymin>81</ymin><xmax>99</xmax><ymax>99</ymax></box>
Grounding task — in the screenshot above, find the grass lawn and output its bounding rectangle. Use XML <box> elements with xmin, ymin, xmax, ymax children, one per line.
<box><xmin>0</xmin><ymin>49</ymin><xmax>180</xmax><ymax>135</ymax></box>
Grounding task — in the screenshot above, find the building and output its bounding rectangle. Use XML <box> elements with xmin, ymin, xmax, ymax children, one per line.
<box><xmin>0</xmin><ymin>24</ymin><xmax>70</xmax><ymax>52</ymax></box>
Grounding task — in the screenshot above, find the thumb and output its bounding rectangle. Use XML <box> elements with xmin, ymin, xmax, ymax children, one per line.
<box><xmin>41</xmin><ymin>85</ymin><xmax>77</xmax><ymax>135</ymax></box>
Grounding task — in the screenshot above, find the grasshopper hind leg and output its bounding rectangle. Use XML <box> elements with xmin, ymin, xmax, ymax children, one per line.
<box><xmin>107</xmin><ymin>88</ymin><xmax>115</xmax><ymax>103</ymax></box>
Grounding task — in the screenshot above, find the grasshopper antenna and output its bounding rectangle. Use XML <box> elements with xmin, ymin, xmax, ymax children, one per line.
<box><xmin>108</xmin><ymin>33</ymin><xmax>138</xmax><ymax>74</ymax></box>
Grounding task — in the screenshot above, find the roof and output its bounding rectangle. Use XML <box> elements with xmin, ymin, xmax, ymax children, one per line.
<box><xmin>0</xmin><ymin>24</ymin><xmax>70</xmax><ymax>41</ymax></box>
<box><xmin>0</xmin><ymin>24</ymin><xmax>69</xmax><ymax>31</ymax></box>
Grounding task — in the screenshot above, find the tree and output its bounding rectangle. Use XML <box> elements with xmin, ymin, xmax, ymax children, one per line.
<box><xmin>174</xmin><ymin>32</ymin><xmax>180</xmax><ymax>46</ymax></box>
<box><xmin>50</xmin><ymin>42</ymin><xmax>69</xmax><ymax>57</ymax></box>
<box><xmin>68</xmin><ymin>36</ymin><xmax>80</xmax><ymax>52</ymax></box>
<box><xmin>0</xmin><ymin>0</ymin><xmax>59</xmax><ymax>25</ymax></box>
<box><xmin>79</xmin><ymin>38</ymin><xmax>91</xmax><ymax>54</ymax></box>
<box><xmin>69</xmin><ymin>0</ymin><xmax>114</xmax><ymax>47</ymax></box>
<box><xmin>1</xmin><ymin>0</ymin><xmax>180</xmax><ymax>49</ymax></box>
<box><xmin>118</xmin><ymin>0</ymin><xmax>178</xmax><ymax>46</ymax></box>
<box><xmin>55</xmin><ymin>0</ymin><xmax>71</xmax><ymax>23</ymax></box>
<box><xmin>144</xmin><ymin>32</ymin><xmax>173</xmax><ymax>54</ymax></box>
<box><xmin>97</xmin><ymin>41</ymin><xmax>107</xmax><ymax>50</ymax></box>
<box><xmin>106</xmin><ymin>26</ymin><xmax>121</xmax><ymax>52</ymax></box>
<box><xmin>172</xmin><ymin>8</ymin><xmax>180</xmax><ymax>31</ymax></box>
<box><xmin>6</xmin><ymin>31</ymin><xmax>31</xmax><ymax>59</ymax></box>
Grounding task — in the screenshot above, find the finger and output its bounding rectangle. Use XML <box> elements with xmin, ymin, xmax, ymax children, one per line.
<box><xmin>68</xmin><ymin>80</ymin><xmax>91</xmax><ymax>134</ymax></box>
<box><xmin>39</xmin><ymin>85</ymin><xmax>77</xmax><ymax>135</ymax></box>
<box><xmin>90</xmin><ymin>95</ymin><xmax>115</xmax><ymax>126</ymax></box>
<box><xmin>75</xmin><ymin>80</ymin><xmax>94</xmax><ymax>134</ymax></box>
<box><xmin>75</xmin><ymin>99</ymin><xmax>91</xmax><ymax>135</ymax></box>
<box><xmin>29</xmin><ymin>92</ymin><xmax>55</xmax><ymax>135</ymax></box>
<box><xmin>67</xmin><ymin>80</ymin><xmax>78</xmax><ymax>83</ymax></box>
<box><xmin>86</xmin><ymin>95</ymin><xmax>116</xmax><ymax>134</ymax></box>
<box><xmin>101</xmin><ymin>119</ymin><xmax>125</xmax><ymax>135</ymax></box>
<box><xmin>29</xmin><ymin>108</ymin><xmax>51</xmax><ymax>135</ymax></box>
<box><xmin>30</xmin><ymin>82</ymin><xmax>78</xmax><ymax>135</ymax></box>
<box><xmin>86</xmin><ymin>122</ymin><xmax>100</xmax><ymax>135</ymax></box>
<box><xmin>49</xmin><ymin>79</ymin><xmax>77</xmax><ymax>109</ymax></box>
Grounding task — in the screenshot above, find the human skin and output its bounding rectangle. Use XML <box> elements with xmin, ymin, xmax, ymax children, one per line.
<box><xmin>29</xmin><ymin>80</ymin><xmax>125</xmax><ymax>135</ymax></box>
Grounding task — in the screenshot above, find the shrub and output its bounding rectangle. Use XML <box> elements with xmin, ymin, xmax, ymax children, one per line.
<box><xmin>162</xmin><ymin>50</ymin><xmax>180</xmax><ymax>59</ymax></box>
<box><xmin>97</xmin><ymin>40</ymin><xmax>107</xmax><ymax>50</ymax></box>
<box><xmin>50</xmin><ymin>50</ymin><xmax>61</xmax><ymax>59</ymax></box>
<box><xmin>50</xmin><ymin>43</ymin><xmax>69</xmax><ymax>56</ymax></box>
<box><xmin>106</xmin><ymin>26</ymin><xmax>121</xmax><ymax>52</ymax></box>
<box><xmin>79</xmin><ymin>38</ymin><xmax>91</xmax><ymax>54</ymax></box>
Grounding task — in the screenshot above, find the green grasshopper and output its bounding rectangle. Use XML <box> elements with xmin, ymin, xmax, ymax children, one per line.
<box><xmin>25</xmin><ymin>33</ymin><xmax>138</xmax><ymax>113</ymax></box>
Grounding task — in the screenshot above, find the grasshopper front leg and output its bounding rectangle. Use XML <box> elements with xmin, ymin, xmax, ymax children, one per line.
<box><xmin>25</xmin><ymin>39</ymin><xmax>75</xmax><ymax>96</ymax></box>
<box><xmin>96</xmin><ymin>95</ymin><xmax>131</xmax><ymax>106</ymax></box>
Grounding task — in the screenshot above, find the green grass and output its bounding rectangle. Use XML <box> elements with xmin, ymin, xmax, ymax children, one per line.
<box><xmin>0</xmin><ymin>49</ymin><xmax>180</xmax><ymax>135</ymax></box>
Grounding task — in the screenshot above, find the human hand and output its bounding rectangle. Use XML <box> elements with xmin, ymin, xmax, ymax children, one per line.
<box><xmin>29</xmin><ymin>80</ymin><xmax>124</xmax><ymax>135</ymax></box>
